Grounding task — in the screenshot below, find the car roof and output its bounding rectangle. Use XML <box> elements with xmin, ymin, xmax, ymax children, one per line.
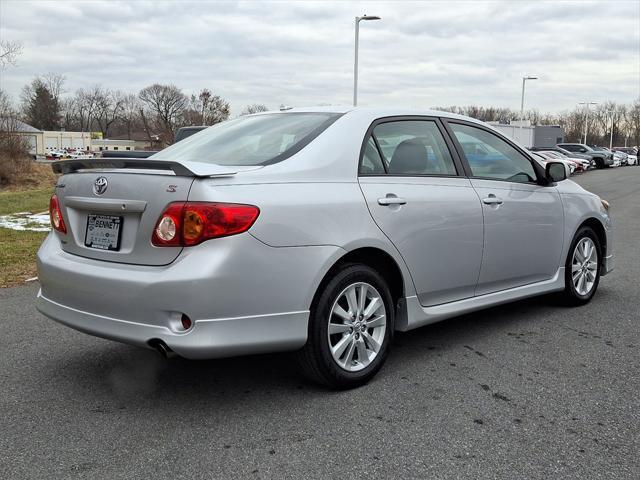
<box><xmin>251</xmin><ymin>105</ymin><xmax>487</xmax><ymax>126</ymax></box>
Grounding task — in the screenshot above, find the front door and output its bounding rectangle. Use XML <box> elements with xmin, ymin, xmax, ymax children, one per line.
<box><xmin>446</xmin><ymin>121</ymin><xmax>564</xmax><ymax>295</ymax></box>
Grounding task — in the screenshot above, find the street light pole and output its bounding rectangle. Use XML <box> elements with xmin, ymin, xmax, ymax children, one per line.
<box><xmin>353</xmin><ymin>14</ymin><xmax>381</xmax><ymax>106</ymax></box>
<box><xmin>609</xmin><ymin>110</ymin><xmax>615</xmax><ymax>149</ymax></box>
<box><xmin>519</xmin><ymin>76</ymin><xmax>537</xmax><ymax>129</ymax></box>
<box><xmin>579</xmin><ymin>102</ymin><xmax>597</xmax><ymax>144</ymax></box>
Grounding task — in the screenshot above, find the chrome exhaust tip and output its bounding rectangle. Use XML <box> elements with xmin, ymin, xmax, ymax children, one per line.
<box><xmin>149</xmin><ymin>339</ymin><xmax>176</xmax><ymax>359</ymax></box>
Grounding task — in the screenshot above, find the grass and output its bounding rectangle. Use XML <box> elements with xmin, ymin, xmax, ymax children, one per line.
<box><xmin>0</xmin><ymin>187</ymin><xmax>53</xmax><ymax>215</ymax></box>
<box><xmin>0</xmin><ymin>163</ymin><xmax>57</xmax><ymax>287</ymax></box>
<box><xmin>0</xmin><ymin>229</ymin><xmax>48</xmax><ymax>287</ymax></box>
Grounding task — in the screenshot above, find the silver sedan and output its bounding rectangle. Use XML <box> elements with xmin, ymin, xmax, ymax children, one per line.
<box><xmin>37</xmin><ymin>107</ymin><xmax>614</xmax><ymax>388</ymax></box>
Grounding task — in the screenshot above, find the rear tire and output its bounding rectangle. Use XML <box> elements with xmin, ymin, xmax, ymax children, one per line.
<box><xmin>297</xmin><ymin>263</ymin><xmax>394</xmax><ymax>389</ymax></box>
<box><xmin>561</xmin><ymin>226</ymin><xmax>601</xmax><ymax>306</ymax></box>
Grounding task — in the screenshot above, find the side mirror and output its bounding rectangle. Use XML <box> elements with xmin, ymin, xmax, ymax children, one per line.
<box><xmin>546</xmin><ymin>162</ymin><xmax>567</xmax><ymax>182</ymax></box>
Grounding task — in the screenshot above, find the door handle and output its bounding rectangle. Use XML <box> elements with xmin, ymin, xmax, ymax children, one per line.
<box><xmin>378</xmin><ymin>196</ymin><xmax>407</xmax><ymax>206</ymax></box>
<box><xmin>482</xmin><ymin>194</ymin><xmax>503</xmax><ymax>205</ymax></box>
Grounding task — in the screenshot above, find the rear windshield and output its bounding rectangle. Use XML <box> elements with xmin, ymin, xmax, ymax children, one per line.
<box><xmin>151</xmin><ymin>113</ymin><xmax>342</xmax><ymax>166</ymax></box>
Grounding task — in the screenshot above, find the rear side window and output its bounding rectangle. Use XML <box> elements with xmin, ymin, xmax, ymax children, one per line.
<box><xmin>450</xmin><ymin>123</ymin><xmax>536</xmax><ymax>183</ymax></box>
<box><xmin>360</xmin><ymin>120</ymin><xmax>457</xmax><ymax>176</ymax></box>
<box><xmin>360</xmin><ymin>137</ymin><xmax>386</xmax><ymax>174</ymax></box>
<box><xmin>151</xmin><ymin>113</ymin><xmax>341</xmax><ymax>166</ymax></box>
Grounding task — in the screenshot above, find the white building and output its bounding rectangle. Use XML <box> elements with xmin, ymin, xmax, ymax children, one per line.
<box><xmin>487</xmin><ymin>121</ymin><xmax>535</xmax><ymax>148</ymax></box>
<box><xmin>3</xmin><ymin>119</ymin><xmax>153</xmax><ymax>155</ymax></box>
<box><xmin>90</xmin><ymin>138</ymin><xmax>149</xmax><ymax>152</ymax></box>
<box><xmin>42</xmin><ymin>131</ymin><xmax>93</xmax><ymax>153</ymax></box>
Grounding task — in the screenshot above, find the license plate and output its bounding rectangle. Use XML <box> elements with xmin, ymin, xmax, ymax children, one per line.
<box><xmin>85</xmin><ymin>215</ymin><xmax>122</xmax><ymax>251</ymax></box>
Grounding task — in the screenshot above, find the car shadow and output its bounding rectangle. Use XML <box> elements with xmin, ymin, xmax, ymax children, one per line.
<box><xmin>46</xmin><ymin>289</ymin><xmax>612</xmax><ymax>406</ymax></box>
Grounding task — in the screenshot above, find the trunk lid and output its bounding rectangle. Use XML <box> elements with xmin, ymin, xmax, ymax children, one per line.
<box><xmin>55</xmin><ymin>170</ymin><xmax>194</xmax><ymax>266</ymax></box>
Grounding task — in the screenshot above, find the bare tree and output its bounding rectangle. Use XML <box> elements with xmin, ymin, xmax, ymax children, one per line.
<box><xmin>241</xmin><ymin>104</ymin><xmax>269</xmax><ymax>115</ymax></box>
<box><xmin>41</xmin><ymin>73</ymin><xmax>65</xmax><ymax>100</ymax></box>
<box><xmin>626</xmin><ymin>99</ymin><xmax>640</xmax><ymax>147</ymax></box>
<box><xmin>204</xmin><ymin>94</ymin><xmax>230</xmax><ymax>125</ymax></box>
<box><xmin>120</xmin><ymin>94</ymin><xmax>141</xmax><ymax>139</ymax></box>
<box><xmin>139</xmin><ymin>84</ymin><xmax>188</xmax><ymax>144</ymax></box>
<box><xmin>94</xmin><ymin>89</ymin><xmax>124</xmax><ymax>137</ymax></box>
<box><xmin>199</xmin><ymin>88</ymin><xmax>212</xmax><ymax>122</ymax></box>
<box><xmin>0</xmin><ymin>40</ymin><xmax>22</xmax><ymax>68</ymax></box>
<box><xmin>0</xmin><ymin>90</ymin><xmax>31</xmax><ymax>184</ymax></box>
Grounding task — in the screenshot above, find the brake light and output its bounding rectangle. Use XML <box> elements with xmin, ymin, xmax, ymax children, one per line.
<box><xmin>152</xmin><ymin>202</ymin><xmax>260</xmax><ymax>247</ymax></box>
<box><xmin>49</xmin><ymin>194</ymin><xmax>67</xmax><ymax>233</ymax></box>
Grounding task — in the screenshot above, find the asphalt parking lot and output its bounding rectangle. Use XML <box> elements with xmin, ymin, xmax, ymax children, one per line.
<box><xmin>1</xmin><ymin>166</ymin><xmax>639</xmax><ymax>479</ymax></box>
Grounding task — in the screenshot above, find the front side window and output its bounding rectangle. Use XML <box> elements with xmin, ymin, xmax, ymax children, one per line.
<box><xmin>151</xmin><ymin>113</ymin><xmax>341</xmax><ymax>166</ymax></box>
<box><xmin>450</xmin><ymin>123</ymin><xmax>537</xmax><ymax>183</ymax></box>
<box><xmin>360</xmin><ymin>120</ymin><xmax>456</xmax><ymax>176</ymax></box>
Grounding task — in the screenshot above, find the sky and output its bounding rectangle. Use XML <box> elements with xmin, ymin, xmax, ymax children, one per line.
<box><xmin>1</xmin><ymin>0</ymin><xmax>639</xmax><ymax>115</ymax></box>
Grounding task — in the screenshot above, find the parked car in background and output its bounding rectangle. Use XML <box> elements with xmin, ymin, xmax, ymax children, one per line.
<box><xmin>531</xmin><ymin>151</ymin><xmax>575</xmax><ymax>175</ymax></box>
<box><xmin>612</xmin><ymin>147</ymin><xmax>638</xmax><ymax>155</ymax></box>
<box><xmin>37</xmin><ymin>107</ymin><xmax>614</xmax><ymax>388</ymax></box>
<box><xmin>612</xmin><ymin>150</ymin><xmax>628</xmax><ymax>166</ymax></box>
<box><xmin>612</xmin><ymin>147</ymin><xmax>638</xmax><ymax>165</ymax></box>
<box><xmin>557</xmin><ymin>143</ymin><xmax>614</xmax><ymax>169</ymax></box>
<box><xmin>173</xmin><ymin>126</ymin><xmax>208</xmax><ymax>143</ymax></box>
<box><xmin>535</xmin><ymin>150</ymin><xmax>591</xmax><ymax>171</ymax></box>
<box><xmin>531</xmin><ymin>146</ymin><xmax>595</xmax><ymax>169</ymax></box>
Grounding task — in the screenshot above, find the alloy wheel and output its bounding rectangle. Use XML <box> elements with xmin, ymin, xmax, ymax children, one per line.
<box><xmin>571</xmin><ymin>237</ymin><xmax>598</xmax><ymax>296</ymax></box>
<box><xmin>327</xmin><ymin>282</ymin><xmax>387</xmax><ymax>372</ymax></box>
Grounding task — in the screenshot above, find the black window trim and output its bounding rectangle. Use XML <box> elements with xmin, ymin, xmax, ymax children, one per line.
<box><xmin>358</xmin><ymin>115</ymin><xmax>465</xmax><ymax>178</ymax></box>
<box><xmin>441</xmin><ymin>118</ymin><xmax>547</xmax><ymax>186</ymax></box>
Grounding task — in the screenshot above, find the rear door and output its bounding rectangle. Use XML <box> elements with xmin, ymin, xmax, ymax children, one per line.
<box><xmin>55</xmin><ymin>170</ymin><xmax>194</xmax><ymax>265</ymax></box>
<box><xmin>445</xmin><ymin>121</ymin><xmax>564</xmax><ymax>295</ymax></box>
<box><xmin>358</xmin><ymin>117</ymin><xmax>484</xmax><ymax>306</ymax></box>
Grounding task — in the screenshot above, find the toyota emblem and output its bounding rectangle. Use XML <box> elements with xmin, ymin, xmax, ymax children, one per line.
<box><xmin>93</xmin><ymin>177</ymin><xmax>108</xmax><ymax>195</ymax></box>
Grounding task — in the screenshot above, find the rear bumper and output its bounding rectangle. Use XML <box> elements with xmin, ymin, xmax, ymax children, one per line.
<box><xmin>37</xmin><ymin>233</ymin><xmax>343</xmax><ymax>359</ymax></box>
<box><xmin>37</xmin><ymin>290</ymin><xmax>308</xmax><ymax>359</ymax></box>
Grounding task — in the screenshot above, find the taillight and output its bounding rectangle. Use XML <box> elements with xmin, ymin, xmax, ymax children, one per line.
<box><xmin>49</xmin><ymin>194</ymin><xmax>67</xmax><ymax>233</ymax></box>
<box><xmin>152</xmin><ymin>203</ymin><xmax>183</xmax><ymax>246</ymax></box>
<box><xmin>152</xmin><ymin>202</ymin><xmax>259</xmax><ymax>247</ymax></box>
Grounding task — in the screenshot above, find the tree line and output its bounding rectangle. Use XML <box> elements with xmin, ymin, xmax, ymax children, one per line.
<box><xmin>435</xmin><ymin>102</ymin><xmax>640</xmax><ymax>147</ymax></box>
<box><xmin>3</xmin><ymin>71</ymin><xmax>640</xmax><ymax>148</ymax></box>
<box><xmin>11</xmin><ymin>73</ymin><xmax>269</xmax><ymax>147</ymax></box>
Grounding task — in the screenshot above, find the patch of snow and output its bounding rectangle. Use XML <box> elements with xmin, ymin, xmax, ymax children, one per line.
<box><xmin>0</xmin><ymin>212</ymin><xmax>51</xmax><ymax>232</ymax></box>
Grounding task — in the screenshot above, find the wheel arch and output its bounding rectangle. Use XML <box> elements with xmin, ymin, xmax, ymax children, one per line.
<box><xmin>578</xmin><ymin>217</ymin><xmax>607</xmax><ymax>258</ymax></box>
<box><xmin>309</xmin><ymin>247</ymin><xmax>406</xmax><ymax>314</ymax></box>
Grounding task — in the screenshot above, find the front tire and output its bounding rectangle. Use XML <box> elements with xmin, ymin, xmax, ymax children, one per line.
<box><xmin>297</xmin><ymin>264</ymin><xmax>394</xmax><ymax>389</ymax></box>
<box><xmin>562</xmin><ymin>227</ymin><xmax>601</xmax><ymax>305</ymax></box>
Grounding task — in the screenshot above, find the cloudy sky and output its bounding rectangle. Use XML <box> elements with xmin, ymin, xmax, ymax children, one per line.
<box><xmin>1</xmin><ymin>0</ymin><xmax>639</xmax><ymax>115</ymax></box>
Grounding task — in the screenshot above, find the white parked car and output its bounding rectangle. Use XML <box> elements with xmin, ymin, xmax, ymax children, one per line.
<box><xmin>538</xmin><ymin>150</ymin><xmax>590</xmax><ymax>172</ymax></box>
<box><xmin>531</xmin><ymin>152</ymin><xmax>575</xmax><ymax>175</ymax></box>
<box><xmin>612</xmin><ymin>148</ymin><xmax>638</xmax><ymax>165</ymax></box>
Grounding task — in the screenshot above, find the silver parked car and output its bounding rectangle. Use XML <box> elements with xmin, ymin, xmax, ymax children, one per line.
<box><xmin>38</xmin><ymin>107</ymin><xmax>614</xmax><ymax>388</ymax></box>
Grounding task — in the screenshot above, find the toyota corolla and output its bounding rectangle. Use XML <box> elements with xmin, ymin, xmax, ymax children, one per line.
<box><xmin>37</xmin><ymin>107</ymin><xmax>614</xmax><ymax>388</ymax></box>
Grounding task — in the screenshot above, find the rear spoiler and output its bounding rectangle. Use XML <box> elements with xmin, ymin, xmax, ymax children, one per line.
<box><xmin>51</xmin><ymin>158</ymin><xmax>238</xmax><ymax>177</ymax></box>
